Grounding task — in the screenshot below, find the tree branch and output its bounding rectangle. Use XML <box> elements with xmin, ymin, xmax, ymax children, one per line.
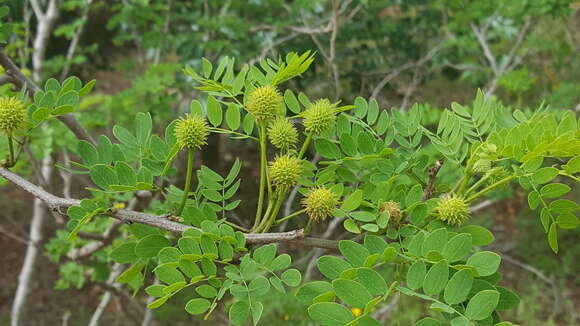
<box><xmin>0</xmin><ymin>48</ymin><xmax>96</xmax><ymax>145</ymax></box>
<box><xmin>0</xmin><ymin>166</ymin><xmax>338</xmax><ymax>250</ymax></box>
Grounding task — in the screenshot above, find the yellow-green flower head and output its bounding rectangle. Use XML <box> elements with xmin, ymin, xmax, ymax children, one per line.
<box><xmin>379</xmin><ymin>201</ymin><xmax>401</xmax><ymax>222</ymax></box>
<box><xmin>0</xmin><ymin>97</ymin><xmax>26</xmax><ymax>134</ymax></box>
<box><xmin>269</xmin><ymin>155</ymin><xmax>302</xmax><ymax>190</ymax></box>
<box><xmin>436</xmin><ymin>195</ymin><xmax>470</xmax><ymax>226</ymax></box>
<box><xmin>174</xmin><ymin>115</ymin><xmax>210</xmax><ymax>150</ymax></box>
<box><xmin>303</xmin><ymin>99</ymin><xmax>337</xmax><ymax>135</ymax></box>
<box><xmin>268</xmin><ymin>118</ymin><xmax>298</xmax><ymax>152</ymax></box>
<box><xmin>302</xmin><ymin>186</ymin><xmax>339</xmax><ymax>221</ymax></box>
<box><xmin>246</xmin><ymin>85</ymin><xmax>282</xmax><ymax>122</ymax></box>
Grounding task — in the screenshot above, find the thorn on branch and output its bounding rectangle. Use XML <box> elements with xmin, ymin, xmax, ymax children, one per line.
<box><xmin>423</xmin><ymin>159</ymin><xmax>443</xmax><ymax>201</ymax></box>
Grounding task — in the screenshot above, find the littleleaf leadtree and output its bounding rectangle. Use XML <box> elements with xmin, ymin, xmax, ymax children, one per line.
<box><xmin>0</xmin><ymin>52</ymin><xmax>579</xmax><ymax>326</ymax></box>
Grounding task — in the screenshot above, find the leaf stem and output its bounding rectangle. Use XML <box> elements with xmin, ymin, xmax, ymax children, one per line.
<box><xmin>465</xmin><ymin>175</ymin><xmax>517</xmax><ymax>203</ymax></box>
<box><xmin>176</xmin><ymin>149</ymin><xmax>194</xmax><ymax>216</ymax></box>
<box><xmin>254</xmin><ymin>123</ymin><xmax>268</xmax><ymax>226</ymax></box>
<box><xmin>298</xmin><ymin>132</ymin><xmax>313</xmax><ymax>159</ymax></box>
<box><xmin>275</xmin><ymin>208</ymin><xmax>306</xmax><ymax>224</ymax></box>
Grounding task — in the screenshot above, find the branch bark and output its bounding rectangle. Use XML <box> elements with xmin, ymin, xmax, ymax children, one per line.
<box><xmin>0</xmin><ymin>166</ymin><xmax>339</xmax><ymax>250</ymax></box>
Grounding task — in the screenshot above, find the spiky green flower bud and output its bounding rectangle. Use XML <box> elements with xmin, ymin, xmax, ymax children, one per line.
<box><xmin>473</xmin><ymin>158</ymin><xmax>492</xmax><ymax>173</ymax></box>
<box><xmin>174</xmin><ymin>115</ymin><xmax>210</xmax><ymax>150</ymax></box>
<box><xmin>302</xmin><ymin>99</ymin><xmax>337</xmax><ymax>135</ymax></box>
<box><xmin>246</xmin><ymin>85</ymin><xmax>282</xmax><ymax>122</ymax></box>
<box><xmin>302</xmin><ymin>186</ymin><xmax>339</xmax><ymax>221</ymax></box>
<box><xmin>268</xmin><ymin>118</ymin><xmax>298</xmax><ymax>152</ymax></box>
<box><xmin>0</xmin><ymin>97</ymin><xmax>26</xmax><ymax>134</ymax></box>
<box><xmin>436</xmin><ymin>195</ymin><xmax>470</xmax><ymax>226</ymax></box>
<box><xmin>379</xmin><ymin>201</ymin><xmax>401</xmax><ymax>222</ymax></box>
<box><xmin>269</xmin><ymin>155</ymin><xmax>302</xmax><ymax>190</ymax></box>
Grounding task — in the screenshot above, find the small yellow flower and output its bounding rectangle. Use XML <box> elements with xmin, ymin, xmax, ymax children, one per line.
<box><xmin>351</xmin><ymin>307</ymin><xmax>362</xmax><ymax>317</ymax></box>
<box><xmin>283</xmin><ymin>314</ymin><xmax>289</xmax><ymax>321</ymax></box>
<box><xmin>112</xmin><ymin>202</ymin><xmax>126</xmax><ymax>210</ymax></box>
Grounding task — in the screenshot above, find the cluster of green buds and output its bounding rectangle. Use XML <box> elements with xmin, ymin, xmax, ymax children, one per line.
<box><xmin>379</xmin><ymin>201</ymin><xmax>401</xmax><ymax>223</ymax></box>
<box><xmin>473</xmin><ymin>143</ymin><xmax>498</xmax><ymax>173</ymax></box>
<box><xmin>0</xmin><ymin>97</ymin><xmax>26</xmax><ymax>135</ymax></box>
<box><xmin>302</xmin><ymin>99</ymin><xmax>337</xmax><ymax>135</ymax></box>
<box><xmin>269</xmin><ymin>155</ymin><xmax>302</xmax><ymax>191</ymax></box>
<box><xmin>436</xmin><ymin>194</ymin><xmax>470</xmax><ymax>226</ymax></box>
<box><xmin>268</xmin><ymin>117</ymin><xmax>298</xmax><ymax>152</ymax></box>
<box><xmin>174</xmin><ymin>115</ymin><xmax>210</xmax><ymax>150</ymax></box>
<box><xmin>246</xmin><ymin>85</ymin><xmax>282</xmax><ymax>122</ymax></box>
<box><xmin>302</xmin><ymin>186</ymin><xmax>339</xmax><ymax>221</ymax></box>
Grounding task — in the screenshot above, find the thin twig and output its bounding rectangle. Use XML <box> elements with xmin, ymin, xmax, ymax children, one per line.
<box><xmin>423</xmin><ymin>160</ymin><xmax>443</xmax><ymax>201</ymax></box>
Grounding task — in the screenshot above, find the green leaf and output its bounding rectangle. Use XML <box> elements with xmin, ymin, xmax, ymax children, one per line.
<box><xmin>251</xmin><ymin>301</ymin><xmax>264</xmax><ymax>326</ymax></box>
<box><xmin>343</xmin><ymin>219</ymin><xmax>361</xmax><ymax>234</ymax></box>
<box><xmin>421</xmin><ymin>228</ymin><xmax>448</xmax><ymax>256</ymax></box>
<box><xmin>284</xmin><ymin>89</ymin><xmax>300</xmax><ymax>113</ymax></box>
<box><xmin>317</xmin><ymin>256</ymin><xmax>352</xmax><ymax>279</ymax></box>
<box><xmin>315</xmin><ymin>138</ymin><xmax>341</xmax><ymax>159</ymax></box>
<box><xmin>308</xmin><ymin>302</ymin><xmax>354</xmax><ymax>326</ymax></box>
<box><xmin>458</xmin><ymin>225</ymin><xmax>495</xmax><ymax>246</ymax></box>
<box><xmin>253</xmin><ymin>243</ymin><xmax>277</xmax><ymax>265</ymax></box>
<box><xmin>450</xmin><ymin>316</ymin><xmax>470</xmax><ymax>326</ymax></box>
<box><xmin>110</xmin><ymin>242</ymin><xmax>137</xmax><ymax>263</ymax></box>
<box><xmin>338</xmin><ymin>240</ymin><xmax>370</xmax><ymax>267</ymax></box>
<box><xmin>196</xmin><ymin>284</ymin><xmax>217</xmax><ymax>298</ymax></box>
<box><xmin>557</xmin><ymin>213</ymin><xmax>579</xmax><ymax>229</ymax></box>
<box><xmin>415</xmin><ymin>317</ymin><xmax>441</xmax><ymax>326</ymax></box>
<box><xmin>423</xmin><ymin>261</ymin><xmax>449</xmax><ymax>296</ymax></box>
<box><xmin>281</xmin><ymin>269</ymin><xmax>302</xmax><ymax>287</ymax></box>
<box><xmin>341</xmin><ymin>190</ymin><xmax>363</xmax><ymax>212</ymax></box>
<box><xmin>90</xmin><ymin>164</ymin><xmax>118</xmax><ymax>190</ymax></box>
<box><xmin>296</xmin><ymin>281</ymin><xmax>332</xmax><ymax>304</ymax></box>
<box><xmin>548</xmin><ymin>222</ymin><xmax>558</xmax><ymax>253</ymax></box>
<box><xmin>350</xmin><ymin>211</ymin><xmax>376</xmax><ymax>222</ymax></box>
<box><xmin>157</xmin><ymin>247</ymin><xmax>181</xmax><ymax>263</ymax></box>
<box><xmin>467</xmin><ymin>251</ymin><xmax>501</xmax><ymax>277</ymax></box>
<box><xmin>540</xmin><ymin>183</ymin><xmax>571</xmax><ymax>198</ymax></box>
<box><xmin>249</xmin><ymin>276</ymin><xmax>271</xmax><ymax>296</ymax></box>
<box><xmin>229</xmin><ymin>301</ymin><xmax>250</xmax><ymax>326</ymax></box>
<box><xmin>406</xmin><ymin>260</ymin><xmax>426</xmax><ymax>290</ymax></box>
<box><xmin>465</xmin><ymin>290</ymin><xmax>500</xmax><ymax>320</ymax></box>
<box><xmin>496</xmin><ymin>286</ymin><xmax>520</xmax><ymax>310</ymax></box>
<box><xmin>207</xmin><ymin>95</ymin><xmax>223</xmax><ymax>127</ymax></box>
<box><xmin>444</xmin><ymin>269</ymin><xmax>473</xmax><ymax>304</ymax></box>
<box><xmin>353</xmin><ymin>97</ymin><xmax>368</xmax><ymax>118</ymax></box>
<box><xmin>135</xmin><ymin>235</ymin><xmax>171</xmax><ymax>258</ymax></box>
<box><xmin>78</xmin><ymin>140</ymin><xmax>99</xmax><ymax>166</ymax></box>
<box><xmin>532</xmin><ymin>167</ymin><xmax>559</xmax><ymax>184</ymax></box>
<box><xmin>358</xmin><ymin>267</ymin><xmax>387</xmax><ymax>295</ymax></box>
<box><xmin>225</xmin><ymin>103</ymin><xmax>241</xmax><ymax>130</ymax></box>
<box><xmin>442</xmin><ymin>234</ymin><xmax>472</xmax><ymax>262</ymax></box>
<box><xmin>332</xmin><ymin>278</ymin><xmax>372</xmax><ymax>308</ymax></box>
<box><xmin>270</xmin><ymin>253</ymin><xmax>291</xmax><ymax>271</ymax></box>
<box><xmin>154</xmin><ymin>264</ymin><xmax>185</xmax><ymax>284</ymax></box>
<box><xmin>185</xmin><ymin>298</ymin><xmax>211</xmax><ymax>315</ymax></box>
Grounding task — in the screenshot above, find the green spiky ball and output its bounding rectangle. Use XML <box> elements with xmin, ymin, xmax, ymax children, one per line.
<box><xmin>302</xmin><ymin>99</ymin><xmax>337</xmax><ymax>135</ymax></box>
<box><xmin>0</xmin><ymin>97</ymin><xmax>26</xmax><ymax>134</ymax></box>
<box><xmin>174</xmin><ymin>115</ymin><xmax>210</xmax><ymax>150</ymax></box>
<box><xmin>436</xmin><ymin>195</ymin><xmax>470</xmax><ymax>226</ymax></box>
<box><xmin>302</xmin><ymin>186</ymin><xmax>339</xmax><ymax>221</ymax></box>
<box><xmin>246</xmin><ymin>85</ymin><xmax>282</xmax><ymax>122</ymax></box>
<box><xmin>269</xmin><ymin>155</ymin><xmax>302</xmax><ymax>190</ymax></box>
<box><xmin>268</xmin><ymin>118</ymin><xmax>298</xmax><ymax>152</ymax></box>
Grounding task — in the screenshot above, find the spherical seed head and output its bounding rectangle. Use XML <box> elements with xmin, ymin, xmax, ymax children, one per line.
<box><xmin>0</xmin><ymin>97</ymin><xmax>26</xmax><ymax>134</ymax></box>
<box><xmin>174</xmin><ymin>115</ymin><xmax>210</xmax><ymax>150</ymax></box>
<box><xmin>303</xmin><ymin>99</ymin><xmax>337</xmax><ymax>134</ymax></box>
<box><xmin>268</xmin><ymin>118</ymin><xmax>298</xmax><ymax>151</ymax></box>
<box><xmin>473</xmin><ymin>158</ymin><xmax>492</xmax><ymax>173</ymax></box>
<box><xmin>302</xmin><ymin>186</ymin><xmax>339</xmax><ymax>221</ymax></box>
<box><xmin>269</xmin><ymin>155</ymin><xmax>302</xmax><ymax>190</ymax></box>
<box><xmin>379</xmin><ymin>201</ymin><xmax>401</xmax><ymax>222</ymax></box>
<box><xmin>246</xmin><ymin>85</ymin><xmax>282</xmax><ymax>122</ymax></box>
<box><xmin>436</xmin><ymin>195</ymin><xmax>470</xmax><ymax>226</ymax></box>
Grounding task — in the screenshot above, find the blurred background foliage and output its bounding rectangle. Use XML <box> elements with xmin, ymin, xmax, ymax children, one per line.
<box><xmin>0</xmin><ymin>0</ymin><xmax>579</xmax><ymax>325</ymax></box>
